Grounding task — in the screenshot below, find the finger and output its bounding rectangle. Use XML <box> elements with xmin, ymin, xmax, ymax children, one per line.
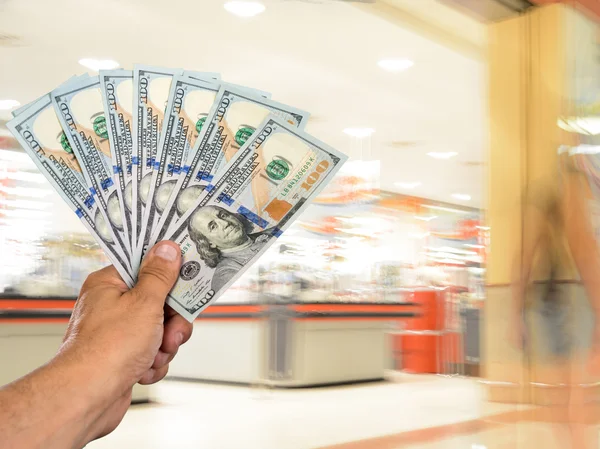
<box><xmin>132</xmin><ymin>241</ymin><xmax>181</xmax><ymax>308</ymax></box>
<box><xmin>152</xmin><ymin>349</ymin><xmax>176</xmax><ymax>370</ymax></box>
<box><xmin>139</xmin><ymin>364</ymin><xmax>169</xmax><ymax>385</ymax></box>
<box><xmin>81</xmin><ymin>265</ymin><xmax>129</xmax><ymax>293</ymax></box>
<box><xmin>161</xmin><ymin>313</ymin><xmax>193</xmax><ymax>355</ymax></box>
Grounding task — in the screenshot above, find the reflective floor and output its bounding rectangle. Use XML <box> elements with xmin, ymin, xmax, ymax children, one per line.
<box><xmin>85</xmin><ymin>374</ymin><xmax>580</xmax><ymax>449</ymax></box>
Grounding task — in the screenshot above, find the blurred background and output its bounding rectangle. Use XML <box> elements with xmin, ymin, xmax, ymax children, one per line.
<box><xmin>2</xmin><ymin>0</ymin><xmax>600</xmax><ymax>448</ymax></box>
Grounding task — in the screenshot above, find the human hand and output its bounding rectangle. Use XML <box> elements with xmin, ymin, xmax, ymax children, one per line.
<box><xmin>57</xmin><ymin>241</ymin><xmax>192</xmax><ymax>441</ymax></box>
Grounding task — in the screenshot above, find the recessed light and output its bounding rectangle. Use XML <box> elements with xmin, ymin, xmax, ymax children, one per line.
<box><xmin>377</xmin><ymin>58</ymin><xmax>414</xmax><ymax>72</ymax></box>
<box><xmin>427</xmin><ymin>152</ymin><xmax>458</xmax><ymax>160</ymax></box>
<box><xmin>343</xmin><ymin>127</ymin><xmax>375</xmax><ymax>138</ymax></box>
<box><xmin>224</xmin><ymin>1</ymin><xmax>266</xmax><ymax>17</ymax></box>
<box><xmin>395</xmin><ymin>181</ymin><xmax>422</xmax><ymax>189</ymax></box>
<box><xmin>414</xmin><ymin>215</ymin><xmax>437</xmax><ymax>222</ymax></box>
<box><xmin>452</xmin><ymin>193</ymin><xmax>471</xmax><ymax>201</ymax></box>
<box><xmin>78</xmin><ymin>58</ymin><xmax>120</xmax><ymax>72</ymax></box>
<box><xmin>0</xmin><ymin>99</ymin><xmax>20</xmax><ymax>110</ymax></box>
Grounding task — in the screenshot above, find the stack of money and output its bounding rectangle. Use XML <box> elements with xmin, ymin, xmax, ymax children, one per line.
<box><xmin>7</xmin><ymin>66</ymin><xmax>347</xmax><ymax>321</ymax></box>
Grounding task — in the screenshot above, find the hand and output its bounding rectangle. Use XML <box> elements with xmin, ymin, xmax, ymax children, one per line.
<box><xmin>58</xmin><ymin>241</ymin><xmax>192</xmax><ymax>441</ymax></box>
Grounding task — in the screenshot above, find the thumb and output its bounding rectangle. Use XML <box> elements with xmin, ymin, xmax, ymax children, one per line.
<box><xmin>133</xmin><ymin>241</ymin><xmax>181</xmax><ymax>307</ymax></box>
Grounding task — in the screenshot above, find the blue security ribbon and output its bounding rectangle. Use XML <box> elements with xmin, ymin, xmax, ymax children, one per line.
<box><xmin>217</xmin><ymin>193</ymin><xmax>234</xmax><ymax>206</ymax></box>
<box><xmin>101</xmin><ymin>178</ymin><xmax>114</xmax><ymax>190</ymax></box>
<box><xmin>237</xmin><ymin>205</ymin><xmax>268</xmax><ymax>229</ymax></box>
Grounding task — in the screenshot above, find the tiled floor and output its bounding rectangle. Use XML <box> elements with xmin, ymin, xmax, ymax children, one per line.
<box><xmin>87</xmin><ymin>374</ymin><xmax>595</xmax><ymax>449</ymax></box>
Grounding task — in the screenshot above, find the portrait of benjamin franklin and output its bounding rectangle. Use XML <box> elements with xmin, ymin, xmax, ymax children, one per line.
<box><xmin>188</xmin><ymin>205</ymin><xmax>272</xmax><ymax>292</ymax></box>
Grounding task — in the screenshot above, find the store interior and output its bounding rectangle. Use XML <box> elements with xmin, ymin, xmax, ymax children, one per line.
<box><xmin>4</xmin><ymin>0</ymin><xmax>596</xmax><ymax>448</ymax></box>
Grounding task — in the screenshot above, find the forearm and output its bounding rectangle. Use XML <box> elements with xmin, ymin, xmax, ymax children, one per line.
<box><xmin>0</xmin><ymin>350</ymin><xmax>121</xmax><ymax>449</ymax></box>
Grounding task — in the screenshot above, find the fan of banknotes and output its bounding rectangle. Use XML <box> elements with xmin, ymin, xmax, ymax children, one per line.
<box><xmin>7</xmin><ymin>66</ymin><xmax>347</xmax><ymax>321</ymax></box>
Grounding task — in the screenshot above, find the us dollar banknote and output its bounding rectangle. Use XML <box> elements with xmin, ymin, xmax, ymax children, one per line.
<box><xmin>99</xmin><ymin>70</ymin><xmax>135</xmax><ymax>268</ymax></box>
<box><xmin>131</xmin><ymin>66</ymin><xmax>221</xmax><ymax>260</ymax></box>
<box><xmin>148</xmin><ymin>86</ymin><xmax>309</xmax><ymax>247</ymax></box>
<box><xmin>142</xmin><ymin>75</ymin><xmax>239</xmax><ymax>260</ymax></box>
<box><xmin>51</xmin><ymin>76</ymin><xmax>133</xmax><ymax>263</ymax></box>
<box><xmin>132</xmin><ymin>65</ymin><xmax>180</xmax><ymax>260</ymax></box>
<box><xmin>163</xmin><ymin>116</ymin><xmax>347</xmax><ymax>321</ymax></box>
<box><xmin>136</xmin><ymin>75</ymin><xmax>221</xmax><ymax>261</ymax></box>
<box><xmin>7</xmin><ymin>93</ymin><xmax>134</xmax><ymax>286</ymax></box>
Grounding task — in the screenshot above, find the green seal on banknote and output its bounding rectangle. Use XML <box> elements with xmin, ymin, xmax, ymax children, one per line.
<box><xmin>93</xmin><ymin>116</ymin><xmax>108</xmax><ymax>139</ymax></box>
<box><xmin>234</xmin><ymin>125</ymin><xmax>255</xmax><ymax>146</ymax></box>
<box><xmin>196</xmin><ymin>117</ymin><xmax>207</xmax><ymax>134</ymax></box>
<box><xmin>266</xmin><ymin>159</ymin><xmax>289</xmax><ymax>181</ymax></box>
<box><xmin>60</xmin><ymin>132</ymin><xmax>73</xmax><ymax>154</ymax></box>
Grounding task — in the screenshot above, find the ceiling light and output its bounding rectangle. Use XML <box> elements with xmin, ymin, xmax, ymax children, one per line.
<box><xmin>0</xmin><ymin>171</ymin><xmax>46</xmax><ymax>184</ymax></box>
<box><xmin>558</xmin><ymin>117</ymin><xmax>600</xmax><ymax>136</ymax></box>
<box><xmin>395</xmin><ymin>181</ymin><xmax>421</xmax><ymax>189</ymax></box>
<box><xmin>452</xmin><ymin>193</ymin><xmax>471</xmax><ymax>201</ymax></box>
<box><xmin>0</xmin><ymin>185</ymin><xmax>51</xmax><ymax>198</ymax></box>
<box><xmin>0</xmin><ymin>198</ymin><xmax>49</xmax><ymax>209</ymax></box>
<box><xmin>78</xmin><ymin>58</ymin><xmax>120</xmax><ymax>72</ymax></box>
<box><xmin>0</xmin><ymin>99</ymin><xmax>20</xmax><ymax>111</ymax></box>
<box><xmin>343</xmin><ymin>127</ymin><xmax>375</xmax><ymax>138</ymax></box>
<box><xmin>0</xmin><ymin>150</ymin><xmax>31</xmax><ymax>163</ymax></box>
<box><xmin>224</xmin><ymin>1</ymin><xmax>266</xmax><ymax>17</ymax></box>
<box><xmin>414</xmin><ymin>215</ymin><xmax>437</xmax><ymax>222</ymax></box>
<box><xmin>0</xmin><ymin>209</ymin><xmax>51</xmax><ymax>219</ymax></box>
<box><xmin>427</xmin><ymin>152</ymin><xmax>458</xmax><ymax>160</ymax></box>
<box><xmin>424</xmin><ymin>204</ymin><xmax>470</xmax><ymax>214</ymax></box>
<box><xmin>377</xmin><ymin>58</ymin><xmax>414</xmax><ymax>72</ymax></box>
<box><xmin>568</xmin><ymin>144</ymin><xmax>600</xmax><ymax>155</ymax></box>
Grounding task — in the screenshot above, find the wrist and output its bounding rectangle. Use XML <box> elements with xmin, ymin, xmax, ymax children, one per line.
<box><xmin>56</xmin><ymin>340</ymin><xmax>129</xmax><ymax>406</ymax></box>
<box><xmin>53</xmin><ymin>344</ymin><xmax>128</xmax><ymax>436</ymax></box>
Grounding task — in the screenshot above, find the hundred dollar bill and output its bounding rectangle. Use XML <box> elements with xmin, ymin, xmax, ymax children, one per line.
<box><xmin>148</xmin><ymin>86</ymin><xmax>309</xmax><ymax>248</ymax></box>
<box><xmin>131</xmin><ymin>66</ymin><xmax>221</xmax><ymax>258</ymax></box>
<box><xmin>7</xmin><ymin>93</ymin><xmax>134</xmax><ymax>286</ymax></box>
<box><xmin>164</xmin><ymin>116</ymin><xmax>347</xmax><ymax>321</ymax></box>
<box><xmin>132</xmin><ymin>66</ymin><xmax>179</xmax><ymax>261</ymax></box>
<box><xmin>99</xmin><ymin>70</ymin><xmax>135</xmax><ymax>268</ymax></box>
<box><xmin>51</xmin><ymin>76</ymin><xmax>133</xmax><ymax>264</ymax></box>
<box><xmin>135</xmin><ymin>75</ymin><xmax>221</xmax><ymax>262</ymax></box>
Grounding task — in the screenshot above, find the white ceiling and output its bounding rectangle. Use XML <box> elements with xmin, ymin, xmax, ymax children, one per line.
<box><xmin>0</xmin><ymin>0</ymin><xmax>487</xmax><ymax>207</ymax></box>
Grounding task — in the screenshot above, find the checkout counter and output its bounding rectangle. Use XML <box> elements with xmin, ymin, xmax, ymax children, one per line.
<box><xmin>1</xmin><ymin>289</ymin><xmax>470</xmax><ymax>389</ymax></box>
<box><xmin>169</xmin><ymin>301</ymin><xmax>419</xmax><ymax>386</ymax></box>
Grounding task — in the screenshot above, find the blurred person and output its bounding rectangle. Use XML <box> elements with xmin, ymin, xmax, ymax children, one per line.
<box><xmin>0</xmin><ymin>241</ymin><xmax>192</xmax><ymax>449</ymax></box>
<box><xmin>511</xmin><ymin>155</ymin><xmax>600</xmax><ymax>448</ymax></box>
<box><xmin>188</xmin><ymin>205</ymin><xmax>273</xmax><ymax>292</ymax></box>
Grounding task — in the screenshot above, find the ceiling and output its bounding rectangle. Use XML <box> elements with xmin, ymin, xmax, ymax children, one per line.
<box><xmin>0</xmin><ymin>0</ymin><xmax>487</xmax><ymax>207</ymax></box>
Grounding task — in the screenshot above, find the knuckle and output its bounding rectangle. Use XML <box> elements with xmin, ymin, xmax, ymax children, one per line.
<box><xmin>140</xmin><ymin>264</ymin><xmax>176</xmax><ymax>286</ymax></box>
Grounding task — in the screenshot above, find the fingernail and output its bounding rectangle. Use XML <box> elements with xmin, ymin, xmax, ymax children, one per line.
<box><xmin>154</xmin><ymin>243</ymin><xmax>178</xmax><ymax>262</ymax></box>
<box><xmin>175</xmin><ymin>332</ymin><xmax>184</xmax><ymax>346</ymax></box>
